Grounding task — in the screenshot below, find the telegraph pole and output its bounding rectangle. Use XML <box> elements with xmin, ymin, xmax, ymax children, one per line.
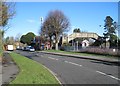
<box><xmin>39</xmin><ymin>17</ymin><xmax>43</xmax><ymax>50</ymax></box>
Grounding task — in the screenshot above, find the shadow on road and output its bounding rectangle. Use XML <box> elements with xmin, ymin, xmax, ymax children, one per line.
<box><xmin>90</xmin><ymin>60</ymin><xmax>120</xmax><ymax>66</ymax></box>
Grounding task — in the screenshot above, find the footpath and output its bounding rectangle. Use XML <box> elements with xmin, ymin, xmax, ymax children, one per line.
<box><xmin>39</xmin><ymin>51</ymin><xmax>119</xmax><ymax>65</ymax></box>
<box><xmin>2</xmin><ymin>51</ymin><xmax>19</xmax><ymax>85</ymax></box>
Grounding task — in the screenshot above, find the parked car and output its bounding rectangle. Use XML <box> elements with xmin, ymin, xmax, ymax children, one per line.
<box><xmin>23</xmin><ymin>47</ymin><xmax>27</xmax><ymax>51</ymax></box>
<box><xmin>29</xmin><ymin>47</ymin><xmax>35</xmax><ymax>52</ymax></box>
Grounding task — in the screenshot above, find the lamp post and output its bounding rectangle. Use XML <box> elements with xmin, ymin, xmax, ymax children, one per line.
<box><xmin>39</xmin><ymin>17</ymin><xmax>43</xmax><ymax>50</ymax></box>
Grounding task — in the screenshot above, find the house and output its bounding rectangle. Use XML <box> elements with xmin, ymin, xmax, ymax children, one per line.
<box><xmin>32</xmin><ymin>36</ymin><xmax>51</xmax><ymax>50</ymax></box>
<box><xmin>81</xmin><ymin>40</ymin><xmax>89</xmax><ymax>48</ymax></box>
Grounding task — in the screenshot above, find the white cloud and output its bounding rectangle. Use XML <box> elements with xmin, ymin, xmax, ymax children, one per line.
<box><xmin>27</xmin><ymin>19</ymin><xmax>41</xmax><ymax>25</ymax></box>
<box><xmin>27</xmin><ymin>19</ymin><xmax>36</xmax><ymax>23</ymax></box>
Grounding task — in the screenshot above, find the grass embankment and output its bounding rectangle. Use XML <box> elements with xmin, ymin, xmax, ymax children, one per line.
<box><xmin>10</xmin><ymin>53</ymin><xmax>60</xmax><ymax>84</ymax></box>
<box><xmin>0</xmin><ymin>52</ymin><xmax>2</xmax><ymax>57</ymax></box>
<box><xmin>0</xmin><ymin>45</ymin><xmax>3</xmax><ymax>61</ymax></box>
<box><xmin>0</xmin><ymin>52</ymin><xmax>2</xmax><ymax>62</ymax></box>
<box><xmin>45</xmin><ymin>50</ymin><xmax>118</xmax><ymax>58</ymax></box>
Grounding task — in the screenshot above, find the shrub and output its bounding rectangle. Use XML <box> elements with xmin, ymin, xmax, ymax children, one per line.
<box><xmin>80</xmin><ymin>47</ymin><xmax>120</xmax><ymax>57</ymax></box>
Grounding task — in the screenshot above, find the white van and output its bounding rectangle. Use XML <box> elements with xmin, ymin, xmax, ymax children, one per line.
<box><xmin>7</xmin><ymin>45</ymin><xmax>14</xmax><ymax>51</ymax></box>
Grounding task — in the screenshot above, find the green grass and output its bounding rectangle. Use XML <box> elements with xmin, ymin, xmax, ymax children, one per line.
<box><xmin>0</xmin><ymin>51</ymin><xmax>2</xmax><ymax>56</ymax></box>
<box><xmin>45</xmin><ymin>50</ymin><xmax>118</xmax><ymax>58</ymax></box>
<box><xmin>10</xmin><ymin>52</ymin><xmax>60</xmax><ymax>84</ymax></box>
<box><xmin>0</xmin><ymin>45</ymin><xmax>3</xmax><ymax>58</ymax></box>
<box><xmin>45</xmin><ymin>49</ymin><xmax>99</xmax><ymax>56</ymax></box>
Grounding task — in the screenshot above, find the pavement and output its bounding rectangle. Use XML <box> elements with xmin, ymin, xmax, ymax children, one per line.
<box><xmin>38</xmin><ymin>51</ymin><xmax>120</xmax><ymax>64</ymax></box>
<box><xmin>2</xmin><ymin>51</ymin><xmax>19</xmax><ymax>85</ymax></box>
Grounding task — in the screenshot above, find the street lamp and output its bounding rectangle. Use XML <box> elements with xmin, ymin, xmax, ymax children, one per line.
<box><xmin>39</xmin><ymin>17</ymin><xmax>43</xmax><ymax>50</ymax></box>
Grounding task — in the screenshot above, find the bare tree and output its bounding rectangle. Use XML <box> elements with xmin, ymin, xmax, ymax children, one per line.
<box><xmin>40</xmin><ymin>17</ymin><xmax>54</xmax><ymax>49</ymax></box>
<box><xmin>15</xmin><ymin>33</ymin><xmax>21</xmax><ymax>42</ymax></box>
<box><xmin>0</xmin><ymin>1</ymin><xmax>16</xmax><ymax>38</ymax></box>
<box><xmin>4</xmin><ymin>36</ymin><xmax>14</xmax><ymax>45</ymax></box>
<box><xmin>41</xmin><ymin>10</ymin><xmax>70</xmax><ymax>50</ymax></box>
<box><xmin>0</xmin><ymin>0</ymin><xmax>16</xmax><ymax>51</ymax></box>
<box><xmin>0</xmin><ymin>1</ymin><xmax>16</xmax><ymax>27</ymax></box>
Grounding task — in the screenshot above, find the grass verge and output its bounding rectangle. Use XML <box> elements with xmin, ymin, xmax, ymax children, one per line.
<box><xmin>0</xmin><ymin>52</ymin><xmax>2</xmax><ymax>62</ymax></box>
<box><xmin>0</xmin><ymin>52</ymin><xmax>2</xmax><ymax>57</ymax></box>
<box><xmin>0</xmin><ymin>45</ymin><xmax>3</xmax><ymax>61</ymax></box>
<box><xmin>10</xmin><ymin>52</ymin><xmax>60</xmax><ymax>84</ymax></box>
<box><xmin>45</xmin><ymin>50</ymin><xmax>118</xmax><ymax>58</ymax></box>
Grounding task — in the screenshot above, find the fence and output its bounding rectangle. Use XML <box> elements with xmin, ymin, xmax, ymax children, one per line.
<box><xmin>60</xmin><ymin>45</ymin><xmax>120</xmax><ymax>57</ymax></box>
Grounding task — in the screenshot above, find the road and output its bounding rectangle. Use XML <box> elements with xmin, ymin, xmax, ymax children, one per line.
<box><xmin>16</xmin><ymin>50</ymin><xmax>120</xmax><ymax>85</ymax></box>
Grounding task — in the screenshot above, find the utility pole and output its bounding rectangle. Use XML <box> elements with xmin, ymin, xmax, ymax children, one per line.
<box><xmin>39</xmin><ymin>17</ymin><xmax>43</xmax><ymax>50</ymax></box>
<box><xmin>40</xmin><ymin>17</ymin><xmax>43</xmax><ymax>25</ymax></box>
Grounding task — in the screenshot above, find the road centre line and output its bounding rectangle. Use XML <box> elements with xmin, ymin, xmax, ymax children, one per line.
<box><xmin>64</xmin><ymin>60</ymin><xmax>120</xmax><ymax>81</ymax></box>
<box><xmin>108</xmin><ymin>75</ymin><xmax>120</xmax><ymax>81</ymax></box>
<box><xmin>47</xmin><ymin>56</ymin><xmax>120</xmax><ymax>81</ymax></box>
<box><xmin>96</xmin><ymin>71</ymin><xmax>107</xmax><ymax>75</ymax></box>
<box><xmin>96</xmin><ymin>71</ymin><xmax>120</xmax><ymax>81</ymax></box>
<box><xmin>64</xmin><ymin>61</ymin><xmax>82</xmax><ymax>67</ymax></box>
<box><xmin>48</xmin><ymin>57</ymin><xmax>59</xmax><ymax>61</ymax></box>
<box><xmin>48</xmin><ymin>57</ymin><xmax>82</xmax><ymax>67</ymax></box>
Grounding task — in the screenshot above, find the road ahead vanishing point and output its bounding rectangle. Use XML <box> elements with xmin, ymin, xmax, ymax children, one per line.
<box><xmin>16</xmin><ymin>50</ymin><xmax>119</xmax><ymax>85</ymax></box>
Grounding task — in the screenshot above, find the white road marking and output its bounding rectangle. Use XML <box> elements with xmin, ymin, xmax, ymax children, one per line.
<box><xmin>55</xmin><ymin>59</ymin><xmax>59</xmax><ymax>60</ymax></box>
<box><xmin>68</xmin><ymin>62</ymin><xmax>82</xmax><ymax>67</ymax></box>
<box><xmin>48</xmin><ymin>57</ymin><xmax>55</xmax><ymax>59</ymax></box>
<box><xmin>64</xmin><ymin>61</ymin><xmax>69</xmax><ymax>63</ymax></box>
<box><xmin>107</xmin><ymin>75</ymin><xmax>120</xmax><ymax>81</ymax></box>
<box><xmin>48</xmin><ymin>57</ymin><xmax>59</xmax><ymax>61</ymax></box>
<box><xmin>96</xmin><ymin>71</ymin><xmax>107</xmax><ymax>75</ymax></box>
<box><xmin>96</xmin><ymin>71</ymin><xmax>120</xmax><ymax>81</ymax></box>
<box><xmin>47</xmin><ymin>56</ymin><xmax>120</xmax><ymax>81</ymax></box>
<box><xmin>64</xmin><ymin>61</ymin><xmax>82</xmax><ymax>67</ymax></box>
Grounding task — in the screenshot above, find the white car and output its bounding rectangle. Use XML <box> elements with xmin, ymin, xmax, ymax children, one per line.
<box><xmin>29</xmin><ymin>47</ymin><xmax>35</xmax><ymax>52</ymax></box>
<box><xmin>26</xmin><ymin>46</ymin><xmax>31</xmax><ymax>51</ymax></box>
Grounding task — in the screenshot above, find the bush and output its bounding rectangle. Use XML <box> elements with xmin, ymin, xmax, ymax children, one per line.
<box><xmin>80</xmin><ymin>47</ymin><xmax>120</xmax><ymax>57</ymax></box>
<box><xmin>60</xmin><ymin>43</ymin><xmax>74</xmax><ymax>51</ymax></box>
<box><xmin>60</xmin><ymin>46</ymin><xmax>65</xmax><ymax>51</ymax></box>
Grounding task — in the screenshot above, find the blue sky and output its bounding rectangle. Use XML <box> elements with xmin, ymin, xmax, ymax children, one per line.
<box><xmin>5</xmin><ymin>2</ymin><xmax>118</xmax><ymax>38</ymax></box>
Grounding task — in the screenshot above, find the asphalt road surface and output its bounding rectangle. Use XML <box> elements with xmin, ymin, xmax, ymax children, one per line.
<box><xmin>16</xmin><ymin>50</ymin><xmax>120</xmax><ymax>85</ymax></box>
